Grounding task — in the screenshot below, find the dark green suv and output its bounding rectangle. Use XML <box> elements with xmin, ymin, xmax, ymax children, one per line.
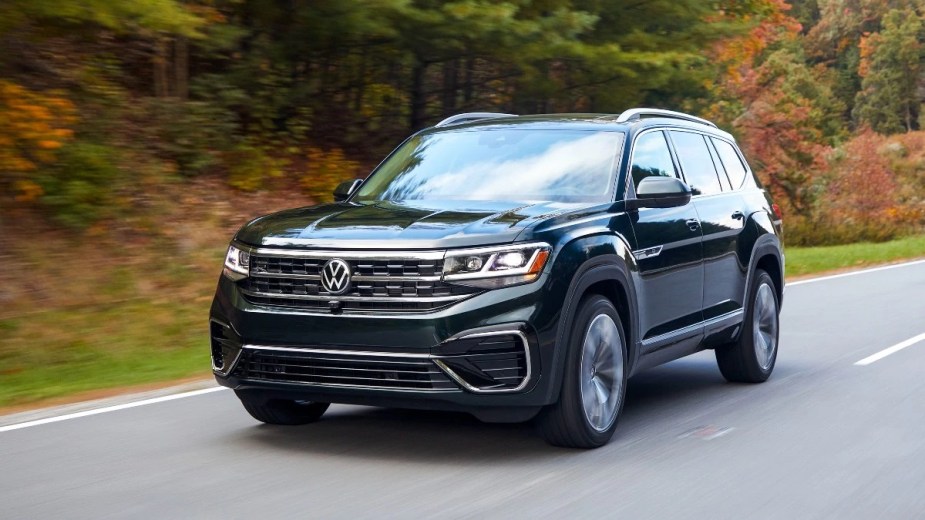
<box><xmin>210</xmin><ymin>109</ymin><xmax>784</xmax><ymax>448</ymax></box>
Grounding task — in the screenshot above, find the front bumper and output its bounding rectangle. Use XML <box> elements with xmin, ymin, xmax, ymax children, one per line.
<box><xmin>209</xmin><ymin>272</ymin><xmax>564</xmax><ymax>412</ymax></box>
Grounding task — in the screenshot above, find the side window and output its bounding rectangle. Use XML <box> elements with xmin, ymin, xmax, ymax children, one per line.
<box><xmin>706</xmin><ymin>138</ymin><xmax>732</xmax><ymax>191</ymax></box>
<box><xmin>669</xmin><ymin>131</ymin><xmax>722</xmax><ymax>196</ymax></box>
<box><xmin>631</xmin><ymin>131</ymin><xmax>677</xmax><ymax>190</ymax></box>
<box><xmin>712</xmin><ymin>138</ymin><xmax>748</xmax><ymax>190</ymax></box>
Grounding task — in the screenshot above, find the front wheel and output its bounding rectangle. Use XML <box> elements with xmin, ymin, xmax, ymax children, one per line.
<box><xmin>235</xmin><ymin>390</ymin><xmax>330</xmax><ymax>425</ymax></box>
<box><xmin>537</xmin><ymin>295</ymin><xmax>627</xmax><ymax>449</ymax></box>
<box><xmin>715</xmin><ymin>269</ymin><xmax>779</xmax><ymax>383</ymax></box>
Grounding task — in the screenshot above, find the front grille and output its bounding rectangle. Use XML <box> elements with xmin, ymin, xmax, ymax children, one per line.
<box><xmin>239</xmin><ymin>252</ymin><xmax>480</xmax><ymax>313</ymax></box>
<box><xmin>233</xmin><ymin>348</ymin><xmax>458</xmax><ymax>391</ymax></box>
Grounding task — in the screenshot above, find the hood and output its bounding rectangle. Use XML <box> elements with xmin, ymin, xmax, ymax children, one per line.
<box><xmin>235</xmin><ymin>199</ymin><xmax>592</xmax><ymax>249</ymax></box>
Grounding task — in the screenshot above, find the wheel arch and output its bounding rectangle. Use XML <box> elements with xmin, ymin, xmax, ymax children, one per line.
<box><xmin>544</xmin><ymin>236</ymin><xmax>640</xmax><ymax>403</ymax></box>
<box><xmin>745</xmin><ymin>233</ymin><xmax>784</xmax><ymax>309</ymax></box>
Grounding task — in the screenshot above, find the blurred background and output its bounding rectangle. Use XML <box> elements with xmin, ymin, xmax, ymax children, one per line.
<box><xmin>1</xmin><ymin>0</ymin><xmax>923</xmax><ymax>409</ymax></box>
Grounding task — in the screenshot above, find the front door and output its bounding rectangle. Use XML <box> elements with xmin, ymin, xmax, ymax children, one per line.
<box><xmin>626</xmin><ymin>130</ymin><xmax>704</xmax><ymax>353</ymax></box>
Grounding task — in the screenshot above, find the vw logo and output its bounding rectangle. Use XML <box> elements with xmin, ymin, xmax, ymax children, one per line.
<box><xmin>321</xmin><ymin>258</ymin><xmax>352</xmax><ymax>295</ymax></box>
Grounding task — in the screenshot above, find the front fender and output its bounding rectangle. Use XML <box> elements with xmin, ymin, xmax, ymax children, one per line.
<box><xmin>536</xmin><ymin>231</ymin><xmax>641</xmax><ymax>403</ymax></box>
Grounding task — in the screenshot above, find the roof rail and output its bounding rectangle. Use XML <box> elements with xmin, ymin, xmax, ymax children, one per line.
<box><xmin>435</xmin><ymin>112</ymin><xmax>517</xmax><ymax>127</ymax></box>
<box><xmin>615</xmin><ymin>108</ymin><xmax>717</xmax><ymax>128</ymax></box>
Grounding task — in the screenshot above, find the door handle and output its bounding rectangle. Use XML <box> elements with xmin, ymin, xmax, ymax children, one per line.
<box><xmin>731</xmin><ymin>211</ymin><xmax>745</xmax><ymax>220</ymax></box>
<box><xmin>686</xmin><ymin>218</ymin><xmax>701</xmax><ymax>232</ymax></box>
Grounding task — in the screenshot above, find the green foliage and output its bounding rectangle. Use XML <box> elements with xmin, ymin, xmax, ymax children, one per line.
<box><xmin>0</xmin><ymin>0</ymin><xmax>207</xmax><ymax>37</ymax></box>
<box><xmin>227</xmin><ymin>143</ymin><xmax>287</xmax><ymax>192</ymax></box>
<box><xmin>142</xmin><ymin>98</ymin><xmax>239</xmax><ymax>176</ymax></box>
<box><xmin>36</xmin><ymin>142</ymin><xmax>122</xmax><ymax>228</ymax></box>
<box><xmin>853</xmin><ymin>8</ymin><xmax>924</xmax><ymax>133</ymax></box>
<box><xmin>1</xmin><ymin>0</ymin><xmax>924</xmax><ymax>244</ymax></box>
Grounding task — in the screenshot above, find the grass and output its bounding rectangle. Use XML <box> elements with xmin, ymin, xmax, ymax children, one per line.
<box><xmin>0</xmin><ymin>300</ymin><xmax>211</xmax><ymax>408</ymax></box>
<box><xmin>785</xmin><ymin>234</ymin><xmax>925</xmax><ymax>277</ymax></box>
<box><xmin>1</xmin><ymin>231</ymin><xmax>924</xmax><ymax>410</ymax></box>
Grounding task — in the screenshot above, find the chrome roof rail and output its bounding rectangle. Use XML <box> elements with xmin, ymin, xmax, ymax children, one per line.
<box><xmin>435</xmin><ymin>112</ymin><xmax>518</xmax><ymax>127</ymax></box>
<box><xmin>614</xmin><ymin>108</ymin><xmax>717</xmax><ymax>128</ymax></box>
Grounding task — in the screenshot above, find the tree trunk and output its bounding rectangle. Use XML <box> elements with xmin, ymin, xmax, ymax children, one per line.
<box><xmin>354</xmin><ymin>51</ymin><xmax>366</xmax><ymax>113</ymax></box>
<box><xmin>409</xmin><ymin>60</ymin><xmax>428</xmax><ymax>131</ymax></box>
<box><xmin>905</xmin><ymin>102</ymin><xmax>913</xmax><ymax>132</ymax></box>
<box><xmin>441</xmin><ymin>59</ymin><xmax>459</xmax><ymax>117</ymax></box>
<box><xmin>174</xmin><ymin>37</ymin><xmax>189</xmax><ymax>100</ymax></box>
<box><xmin>153</xmin><ymin>38</ymin><xmax>168</xmax><ymax>98</ymax></box>
<box><xmin>463</xmin><ymin>57</ymin><xmax>475</xmax><ymax>106</ymax></box>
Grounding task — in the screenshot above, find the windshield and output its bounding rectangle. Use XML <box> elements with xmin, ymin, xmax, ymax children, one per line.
<box><xmin>354</xmin><ymin>129</ymin><xmax>623</xmax><ymax>203</ymax></box>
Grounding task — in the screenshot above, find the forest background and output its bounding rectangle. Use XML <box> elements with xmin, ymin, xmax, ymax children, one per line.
<box><xmin>1</xmin><ymin>0</ymin><xmax>924</xmax><ymax>406</ymax></box>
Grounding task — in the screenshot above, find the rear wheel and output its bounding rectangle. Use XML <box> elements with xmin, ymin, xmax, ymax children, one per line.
<box><xmin>235</xmin><ymin>391</ymin><xmax>329</xmax><ymax>425</ymax></box>
<box><xmin>537</xmin><ymin>295</ymin><xmax>627</xmax><ymax>449</ymax></box>
<box><xmin>715</xmin><ymin>269</ymin><xmax>779</xmax><ymax>383</ymax></box>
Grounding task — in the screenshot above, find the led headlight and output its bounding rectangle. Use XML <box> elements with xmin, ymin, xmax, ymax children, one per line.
<box><xmin>443</xmin><ymin>242</ymin><xmax>551</xmax><ymax>288</ymax></box>
<box><xmin>223</xmin><ymin>244</ymin><xmax>250</xmax><ymax>280</ymax></box>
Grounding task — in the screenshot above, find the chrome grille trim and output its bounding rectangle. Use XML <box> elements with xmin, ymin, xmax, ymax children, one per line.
<box><xmin>248</xmin><ymin>272</ymin><xmax>444</xmax><ymax>283</ymax></box>
<box><xmin>233</xmin><ymin>345</ymin><xmax>460</xmax><ymax>392</ymax></box>
<box><xmin>245</xmin><ymin>345</ymin><xmax>432</xmax><ymax>358</ymax></box>
<box><xmin>240</xmin><ymin>289</ymin><xmax>468</xmax><ymax>304</ymax></box>
<box><xmin>236</xmin><ymin>243</ymin><xmax>481</xmax><ymax>313</ymax></box>
<box><xmin>251</xmin><ymin>248</ymin><xmax>445</xmax><ymax>260</ymax></box>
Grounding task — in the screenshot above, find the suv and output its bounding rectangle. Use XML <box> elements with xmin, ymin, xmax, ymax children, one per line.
<box><xmin>210</xmin><ymin>109</ymin><xmax>784</xmax><ymax>448</ymax></box>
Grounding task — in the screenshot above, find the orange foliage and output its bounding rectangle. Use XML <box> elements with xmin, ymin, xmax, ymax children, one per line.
<box><xmin>710</xmin><ymin>0</ymin><xmax>802</xmax><ymax>88</ymax></box>
<box><xmin>0</xmin><ymin>80</ymin><xmax>77</xmax><ymax>201</ymax></box>
<box><xmin>825</xmin><ymin>127</ymin><xmax>897</xmax><ymax>220</ymax></box>
<box><xmin>857</xmin><ymin>31</ymin><xmax>876</xmax><ymax>77</ymax></box>
<box><xmin>706</xmin><ymin>1</ymin><xmax>840</xmax><ymax>217</ymax></box>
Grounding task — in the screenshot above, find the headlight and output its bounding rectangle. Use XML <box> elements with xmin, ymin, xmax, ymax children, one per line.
<box><xmin>443</xmin><ymin>242</ymin><xmax>551</xmax><ymax>288</ymax></box>
<box><xmin>223</xmin><ymin>244</ymin><xmax>250</xmax><ymax>280</ymax></box>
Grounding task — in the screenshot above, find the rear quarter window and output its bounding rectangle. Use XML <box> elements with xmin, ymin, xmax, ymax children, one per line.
<box><xmin>712</xmin><ymin>138</ymin><xmax>749</xmax><ymax>190</ymax></box>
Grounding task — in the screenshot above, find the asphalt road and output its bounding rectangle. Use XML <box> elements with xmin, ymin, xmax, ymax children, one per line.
<box><xmin>3</xmin><ymin>261</ymin><xmax>925</xmax><ymax>519</ymax></box>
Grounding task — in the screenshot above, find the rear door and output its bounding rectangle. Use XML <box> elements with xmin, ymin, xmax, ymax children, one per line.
<box><xmin>668</xmin><ymin>130</ymin><xmax>747</xmax><ymax>337</ymax></box>
<box><xmin>626</xmin><ymin>130</ymin><xmax>704</xmax><ymax>353</ymax></box>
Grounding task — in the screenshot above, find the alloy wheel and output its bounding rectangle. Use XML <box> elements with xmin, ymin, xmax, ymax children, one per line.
<box><xmin>579</xmin><ymin>314</ymin><xmax>624</xmax><ymax>432</ymax></box>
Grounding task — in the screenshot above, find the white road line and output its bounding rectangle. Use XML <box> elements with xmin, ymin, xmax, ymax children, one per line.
<box><xmin>788</xmin><ymin>258</ymin><xmax>925</xmax><ymax>287</ymax></box>
<box><xmin>855</xmin><ymin>333</ymin><xmax>925</xmax><ymax>366</ymax></box>
<box><xmin>0</xmin><ymin>387</ymin><xmax>228</xmax><ymax>433</ymax></box>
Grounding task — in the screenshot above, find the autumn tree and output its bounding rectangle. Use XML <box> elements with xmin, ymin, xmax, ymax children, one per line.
<box><xmin>707</xmin><ymin>0</ymin><xmax>844</xmax><ymax>215</ymax></box>
<box><xmin>0</xmin><ymin>81</ymin><xmax>77</xmax><ymax>201</ymax></box>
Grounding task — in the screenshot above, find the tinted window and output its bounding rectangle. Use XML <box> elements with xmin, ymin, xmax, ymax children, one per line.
<box><xmin>706</xmin><ymin>138</ymin><xmax>732</xmax><ymax>191</ymax></box>
<box><xmin>670</xmin><ymin>131</ymin><xmax>722</xmax><ymax>196</ymax></box>
<box><xmin>630</xmin><ymin>131</ymin><xmax>677</xmax><ymax>190</ymax></box>
<box><xmin>355</xmin><ymin>129</ymin><xmax>622</xmax><ymax>203</ymax></box>
<box><xmin>712</xmin><ymin>138</ymin><xmax>748</xmax><ymax>190</ymax></box>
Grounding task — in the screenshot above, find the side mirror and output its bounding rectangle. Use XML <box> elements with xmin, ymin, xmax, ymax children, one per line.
<box><xmin>333</xmin><ymin>179</ymin><xmax>363</xmax><ymax>202</ymax></box>
<box><xmin>627</xmin><ymin>176</ymin><xmax>692</xmax><ymax>210</ymax></box>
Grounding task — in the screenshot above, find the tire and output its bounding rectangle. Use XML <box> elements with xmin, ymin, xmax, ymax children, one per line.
<box><xmin>235</xmin><ymin>390</ymin><xmax>329</xmax><ymax>425</ymax></box>
<box><xmin>537</xmin><ymin>295</ymin><xmax>627</xmax><ymax>449</ymax></box>
<box><xmin>715</xmin><ymin>269</ymin><xmax>779</xmax><ymax>383</ymax></box>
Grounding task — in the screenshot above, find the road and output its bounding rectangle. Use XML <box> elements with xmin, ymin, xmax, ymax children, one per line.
<box><xmin>2</xmin><ymin>261</ymin><xmax>924</xmax><ymax>519</ymax></box>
